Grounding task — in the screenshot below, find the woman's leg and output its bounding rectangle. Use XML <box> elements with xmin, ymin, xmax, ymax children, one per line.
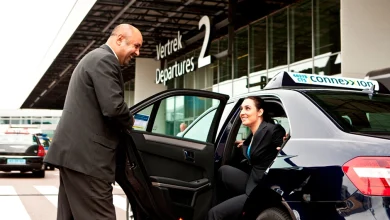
<box><xmin>207</xmin><ymin>194</ymin><xmax>247</xmax><ymax>220</ymax></box>
<box><xmin>217</xmin><ymin>165</ymin><xmax>249</xmax><ymax>201</ymax></box>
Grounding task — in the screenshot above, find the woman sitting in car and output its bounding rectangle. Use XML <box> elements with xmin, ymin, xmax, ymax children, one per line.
<box><xmin>207</xmin><ymin>96</ymin><xmax>286</xmax><ymax>220</ymax></box>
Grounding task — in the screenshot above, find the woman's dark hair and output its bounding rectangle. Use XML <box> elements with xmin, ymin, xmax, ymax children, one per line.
<box><xmin>245</xmin><ymin>96</ymin><xmax>273</xmax><ymax>123</ymax></box>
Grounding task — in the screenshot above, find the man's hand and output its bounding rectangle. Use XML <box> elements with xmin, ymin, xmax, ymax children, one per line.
<box><xmin>129</xmin><ymin>115</ymin><xmax>135</xmax><ymax>127</ymax></box>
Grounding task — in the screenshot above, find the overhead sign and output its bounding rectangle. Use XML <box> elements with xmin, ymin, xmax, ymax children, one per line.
<box><xmin>287</xmin><ymin>72</ymin><xmax>380</xmax><ymax>91</ymax></box>
<box><xmin>156</xmin><ymin>16</ymin><xmax>212</xmax><ymax>85</ymax></box>
<box><xmin>155</xmin><ymin>31</ymin><xmax>183</xmax><ymax>60</ymax></box>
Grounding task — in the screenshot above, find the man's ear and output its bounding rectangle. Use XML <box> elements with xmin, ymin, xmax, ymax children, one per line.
<box><xmin>116</xmin><ymin>34</ymin><xmax>124</xmax><ymax>46</ymax></box>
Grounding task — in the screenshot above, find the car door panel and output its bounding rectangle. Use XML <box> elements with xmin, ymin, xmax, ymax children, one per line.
<box><xmin>116</xmin><ymin>134</ymin><xmax>175</xmax><ymax>220</ymax></box>
<box><xmin>117</xmin><ymin>89</ymin><xmax>229</xmax><ymax>220</ymax></box>
<box><xmin>132</xmin><ymin>132</ymin><xmax>215</xmax><ymax>220</ymax></box>
<box><xmin>127</xmin><ymin>130</ymin><xmax>215</xmax><ymax>220</ymax></box>
<box><xmin>150</xmin><ymin>176</ymin><xmax>210</xmax><ymax>191</ymax></box>
<box><xmin>131</xmin><ymin>132</ymin><xmax>213</xmax><ymax>183</ymax></box>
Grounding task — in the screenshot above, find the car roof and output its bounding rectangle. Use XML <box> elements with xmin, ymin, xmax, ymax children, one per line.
<box><xmin>226</xmin><ymin>71</ymin><xmax>390</xmax><ymax>102</ymax></box>
<box><xmin>228</xmin><ymin>87</ymin><xmax>345</xmax><ymax>101</ymax></box>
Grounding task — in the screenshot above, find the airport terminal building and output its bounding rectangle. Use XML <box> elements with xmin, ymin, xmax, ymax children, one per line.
<box><xmin>122</xmin><ymin>0</ymin><xmax>389</xmax><ymax>106</ymax></box>
<box><xmin>0</xmin><ymin>109</ymin><xmax>62</xmax><ymax>137</ymax></box>
<box><xmin>149</xmin><ymin>0</ymin><xmax>342</xmax><ymax>102</ymax></box>
<box><xmin>20</xmin><ymin>0</ymin><xmax>390</xmax><ymax>132</ymax></box>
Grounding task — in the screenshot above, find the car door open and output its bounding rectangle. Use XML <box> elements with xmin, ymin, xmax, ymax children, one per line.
<box><xmin>115</xmin><ymin>89</ymin><xmax>229</xmax><ymax>220</ymax></box>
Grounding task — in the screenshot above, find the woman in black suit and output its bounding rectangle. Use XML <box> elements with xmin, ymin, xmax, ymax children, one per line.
<box><xmin>207</xmin><ymin>96</ymin><xmax>286</xmax><ymax>220</ymax></box>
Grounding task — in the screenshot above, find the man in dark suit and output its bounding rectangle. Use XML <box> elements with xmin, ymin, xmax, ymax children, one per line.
<box><xmin>44</xmin><ymin>24</ymin><xmax>143</xmax><ymax>220</ymax></box>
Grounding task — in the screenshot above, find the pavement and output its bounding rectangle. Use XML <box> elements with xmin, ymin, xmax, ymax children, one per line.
<box><xmin>0</xmin><ymin>169</ymin><xmax>131</xmax><ymax>220</ymax></box>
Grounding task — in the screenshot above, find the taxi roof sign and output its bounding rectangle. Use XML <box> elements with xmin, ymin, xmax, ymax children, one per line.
<box><xmin>264</xmin><ymin>71</ymin><xmax>389</xmax><ymax>93</ymax></box>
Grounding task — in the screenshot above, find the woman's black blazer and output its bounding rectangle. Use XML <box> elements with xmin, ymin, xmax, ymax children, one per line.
<box><xmin>241</xmin><ymin>121</ymin><xmax>286</xmax><ymax>195</ymax></box>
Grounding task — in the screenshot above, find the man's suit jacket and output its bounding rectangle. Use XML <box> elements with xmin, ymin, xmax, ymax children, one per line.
<box><xmin>242</xmin><ymin>121</ymin><xmax>286</xmax><ymax>195</ymax></box>
<box><xmin>44</xmin><ymin>44</ymin><xmax>132</xmax><ymax>183</ymax></box>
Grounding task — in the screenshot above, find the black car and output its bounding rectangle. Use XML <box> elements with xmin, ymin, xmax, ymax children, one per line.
<box><xmin>36</xmin><ymin>133</ymin><xmax>55</xmax><ymax>170</ymax></box>
<box><xmin>0</xmin><ymin>132</ymin><xmax>46</xmax><ymax>177</ymax></box>
<box><xmin>116</xmin><ymin>71</ymin><xmax>390</xmax><ymax>220</ymax></box>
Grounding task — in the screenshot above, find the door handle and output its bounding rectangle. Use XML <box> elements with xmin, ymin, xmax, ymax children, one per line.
<box><xmin>183</xmin><ymin>150</ymin><xmax>195</xmax><ymax>162</ymax></box>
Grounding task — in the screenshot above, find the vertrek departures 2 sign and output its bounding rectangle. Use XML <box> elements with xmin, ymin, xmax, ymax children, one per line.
<box><xmin>156</xmin><ymin>16</ymin><xmax>212</xmax><ymax>85</ymax></box>
<box><xmin>155</xmin><ymin>31</ymin><xmax>195</xmax><ymax>85</ymax></box>
<box><xmin>155</xmin><ymin>31</ymin><xmax>183</xmax><ymax>60</ymax></box>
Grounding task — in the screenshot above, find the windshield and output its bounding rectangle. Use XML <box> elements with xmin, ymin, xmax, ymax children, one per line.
<box><xmin>0</xmin><ymin>134</ymin><xmax>38</xmax><ymax>145</ymax></box>
<box><xmin>305</xmin><ymin>91</ymin><xmax>390</xmax><ymax>133</ymax></box>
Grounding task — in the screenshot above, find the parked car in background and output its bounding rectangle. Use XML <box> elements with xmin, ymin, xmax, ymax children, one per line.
<box><xmin>0</xmin><ymin>129</ymin><xmax>46</xmax><ymax>177</ymax></box>
<box><xmin>36</xmin><ymin>133</ymin><xmax>54</xmax><ymax>170</ymax></box>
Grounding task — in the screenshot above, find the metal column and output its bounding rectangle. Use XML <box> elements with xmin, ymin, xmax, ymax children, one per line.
<box><xmin>228</xmin><ymin>0</ymin><xmax>237</xmax><ymax>77</ymax></box>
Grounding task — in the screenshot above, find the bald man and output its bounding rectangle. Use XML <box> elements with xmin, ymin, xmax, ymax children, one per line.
<box><xmin>44</xmin><ymin>24</ymin><xmax>143</xmax><ymax>220</ymax></box>
<box><xmin>180</xmin><ymin>123</ymin><xmax>187</xmax><ymax>132</ymax></box>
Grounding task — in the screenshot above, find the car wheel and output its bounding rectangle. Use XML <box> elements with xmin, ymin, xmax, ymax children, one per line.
<box><xmin>45</xmin><ymin>164</ymin><xmax>55</xmax><ymax>170</ymax></box>
<box><xmin>33</xmin><ymin>170</ymin><xmax>45</xmax><ymax>178</ymax></box>
<box><xmin>256</xmin><ymin>207</ymin><xmax>292</xmax><ymax>220</ymax></box>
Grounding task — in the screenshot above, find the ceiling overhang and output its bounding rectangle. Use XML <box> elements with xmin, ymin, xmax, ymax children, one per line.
<box><xmin>21</xmin><ymin>0</ymin><xmax>295</xmax><ymax>109</ymax></box>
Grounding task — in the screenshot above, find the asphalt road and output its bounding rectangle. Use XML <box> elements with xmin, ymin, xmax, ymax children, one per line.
<box><xmin>0</xmin><ymin>169</ymin><xmax>130</xmax><ymax>220</ymax></box>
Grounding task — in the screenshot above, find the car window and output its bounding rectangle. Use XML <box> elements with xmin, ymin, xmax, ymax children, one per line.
<box><xmin>366</xmin><ymin>112</ymin><xmax>390</xmax><ymax>130</ymax></box>
<box><xmin>272</xmin><ymin>117</ymin><xmax>290</xmax><ymax>134</ymax></box>
<box><xmin>342</xmin><ymin>115</ymin><xmax>352</xmax><ymax>125</ymax></box>
<box><xmin>305</xmin><ymin>91</ymin><xmax>390</xmax><ymax>133</ymax></box>
<box><xmin>182</xmin><ymin>108</ymin><xmax>217</xmax><ymax>142</ymax></box>
<box><xmin>134</xmin><ymin>95</ymin><xmax>221</xmax><ymax>143</ymax></box>
<box><xmin>177</xmin><ymin>101</ymin><xmax>236</xmax><ymax>142</ymax></box>
<box><xmin>266</xmin><ymin>100</ymin><xmax>290</xmax><ymax>134</ymax></box>
<box><xmin>236</xmin><ymin>124</ymin><xmax>251</xmax><ymax>141</ymax></box>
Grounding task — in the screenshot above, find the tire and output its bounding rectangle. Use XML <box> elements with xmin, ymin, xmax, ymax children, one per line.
<box><xmin>33</xmin><ymin>170</ymin><xmax>45</xmax><ymax>178</ymax></box>
<box><xmin>256</xmin><ymin>207</ymin><xmax>292</xmax><ymax>220</ymax></box>
<box><xmin>45</xmin><ymin>163</ymin><xmax>55</xmax><ymax>170</ymax></box>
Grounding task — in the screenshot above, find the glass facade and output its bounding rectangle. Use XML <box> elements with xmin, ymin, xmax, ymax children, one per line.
<box><xmin>0</xmin><ymin>116</ymin><xmax>61</xmax><ymax>125</ymax></box>
<box><xmin>167</xmin><ymin>0</ymin><xmax>341</xmax><ymax>95</ymax></box>
<box><xmin>0</xmin><ymin>115</ymin><xmax>61</xmax><ymax>138</ymax></box>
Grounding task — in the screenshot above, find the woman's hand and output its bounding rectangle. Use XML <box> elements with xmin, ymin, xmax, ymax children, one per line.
<box><xmin>235</xmin><ymin>140</ymin><xmax>244</xmax><ymax>148</ymax></box>
<box><xmin>276</xmin><ymin>133</ymin><xmax>289</xmax><ymax>151</ymax></box>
